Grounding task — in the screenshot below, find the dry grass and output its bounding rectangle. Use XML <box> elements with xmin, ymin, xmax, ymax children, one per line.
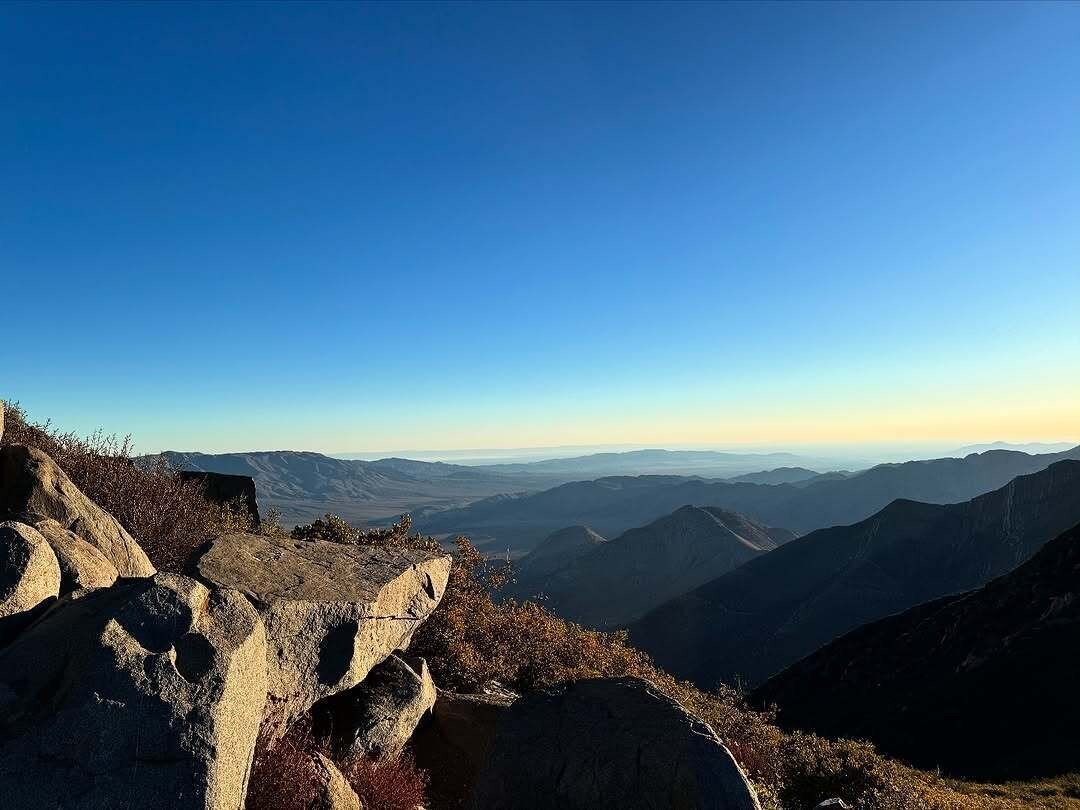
<box><xmin>1</xmin><ymin>402</ymin><xmax>254</xmax><ymax>570</ymax></box>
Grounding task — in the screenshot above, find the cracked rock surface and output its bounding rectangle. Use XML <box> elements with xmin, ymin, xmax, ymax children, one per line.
<box><xmin>0</xmin><ymin>573</ymin><xmax>267</xmax><ymax>810</ymax></box>
<box><xmin>193</xmin><ymin>532</ymin><xmax>451</xmax><ymax>737</ymax></box>
<box><xmin>471</xmin><ymin>677</ymin><xmax>762</xmax><ymax>810</ymax></box>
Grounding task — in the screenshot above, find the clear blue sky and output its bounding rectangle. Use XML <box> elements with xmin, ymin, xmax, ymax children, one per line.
<box><xmin>3</xmin><ymin>1</ymin><xmax>1078</xmax><ymax>453</ymax></box>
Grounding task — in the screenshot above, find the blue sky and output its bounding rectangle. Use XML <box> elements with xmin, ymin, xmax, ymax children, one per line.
<box><xmin>2</xmin><ymin>1</ymin><xmax>1078</xmax><ymax>453</ymax></box>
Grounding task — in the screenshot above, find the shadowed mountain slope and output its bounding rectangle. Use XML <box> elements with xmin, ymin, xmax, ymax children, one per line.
<box><xmin>510</xmin><ymin>506</ymin><xmax>795</xmax><ymax>630</ymax></box>
<box><xmin>513</xmin><ymin>526</ymin><xmax>608</xmax><ymax>582</ymax></box>
<box><xmin>756</xmin><ymin>520</ymin><xmax>1080</xmax><ymax>780</ymax></box>
<box><xmin>628</xmin><ymin>460</ymin><xmax>1080</xmax><ymax>690</ymax></box>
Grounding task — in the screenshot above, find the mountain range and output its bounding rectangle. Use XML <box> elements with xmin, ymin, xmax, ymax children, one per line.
<box><xmin>507</xmin><ymin>506</ymin><xmax>795</xmax><ymax>629</ymax></box>
<box><xmin>420</xmin><ymin>446</ymin><xmax>1080</xmax><ymax>554</ymax></box>
<box><xmin>153</xmin><ymin>448</ymin><xmax>838</xmax><ymax>528</ymax></box>
<box><xmin>756</xmin><ymin>520</ymin><xmax>1080</xmax><ymax>780</ymax></box>
<box><xmin>473</xmin><ymin>449</ymin><xmax>829</xmax><ymax>478</ymax></box>
<box><xmin>627</xmin><ymin>459</ymin><xmax>1080</xmax><ymax>689</ymax></box>
<box><xmin>154</xmin><ymin>450</ymin><xmax>561</xmax><ymax>526</ymax></box>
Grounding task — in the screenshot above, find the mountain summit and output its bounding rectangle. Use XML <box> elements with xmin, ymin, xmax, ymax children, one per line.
<box><xmin>510</xmin><ymin>505</ymin><xmax>794</xmax><ymax>630</ymax></box>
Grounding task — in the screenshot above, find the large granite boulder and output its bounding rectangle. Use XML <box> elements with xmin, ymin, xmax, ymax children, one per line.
<box><xmin>315</xmin><ymin>653</ymin><xmax>437</xmax><ymax>760</ymax></box>
<box><xmin>412</xmin><ymin>689</ymin><xmax>517</xmax><ymax>809</ymax></box>
<box><xmin>0</xmin><ymin>521</ymin><xmax>61</xmax><ymax>643</ymax></box>
<box><xmin>180</xmin><ymin>470</ymin><xmax>261</xmax><ymax>526</ymax></box>
<box><xmin>193</xmin><ymin>532</ymin><xmax>451</xmax><ymax>736</ymax></box>
<box><xmin>0</xmin><ymin>573</ymin><xmax>267</xmax><ymax>810</ymax></box>
<box><xmin>32</xmin><ymin>518</ymin><xmax>118</xmax><ymax>593</ymax></box>
<box><xmin>471</xmin><ymin>678</ymin><xmax>761</xmax><ymax>810</ymax></box>
<box><xmin>0</xmin><ymin>445</ymin><xmax>155</xmax><ymax>578</ymax></box>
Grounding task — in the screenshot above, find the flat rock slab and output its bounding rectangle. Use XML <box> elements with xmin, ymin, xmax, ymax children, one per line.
<box><xmin>471</xmin><ymin>677</ymin><xmax>762</xmax><ymax>810</ymax></box>
<box><xmin>0</xmin><ymin>445</ymin><xmax>155</xmax><ymax>578</ymax></box>
<box><xmin>0</xmin><ymin>573</ymin><xmax>267</xmax><ymax>810</ymax></box>
<box><xmin>194</xmin><ymin>532</ymin><xmax>451</xmax><ymax>736</ymax></box>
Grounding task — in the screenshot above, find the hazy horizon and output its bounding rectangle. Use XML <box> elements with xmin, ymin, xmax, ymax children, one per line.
<box><xmin>138</xmin><ymin>436</ymin><xmax>1079</xmax><ymax>466</ymax></box>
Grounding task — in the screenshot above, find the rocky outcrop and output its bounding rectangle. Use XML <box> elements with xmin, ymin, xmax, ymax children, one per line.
<box><xmin>412</xmin><ymin>689</ymin><xmax>517</xmax><ymax>810</ymax></box>
<box><xmin>0</xmin><ymin>520</ymin><xmax>60</xmax><ymax>643</ymax></box>
<box><xmin>313</xmin><ymin>752</ymin><xmax>362</xmax><ymax>810</ymax></box>
<box><xmin>315</xmin><ymin>653</ymin><xmax>436</xmax><ymax>760</ymax></box>
<box><xmin>471</xmin><ymin>677</ymin><xmax>761</xmax><ymax>810</ymax></box>
<box><xmin>193</xmin><ymin>532</ymin><xmax>451</xmax><ymax>736</ymax></box>
<box><xmin>0</xmin><ymin>445</ymin><xmax>155</xmax><ymax>578</ymax></box>
<box><xmin>0</xmin><ymin>573</ymin><xmax>267</xmax><ymax>810</ymax></box>
<box><xmin>180</xmin><ymin>470</ymin><xmax>261</xmax><ymax>526</ymax></box>
<box><xmin>32</xmin><ymin>518</ymin><xmax>118</xmax><ymax>593</ymax></box>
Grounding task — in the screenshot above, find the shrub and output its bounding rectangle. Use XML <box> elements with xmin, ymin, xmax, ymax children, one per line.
<box><xmin>0</xmin><ymin>402</ymin><xmax>254</xmax><ymax>571</ymax></box>
<box><xmin>341</xmin><ymin>750</ymin><xmax>430</xmax><ymax>810</ymax></box>
<box><xmin>291</xmin><ymin>512</ymin><xmax>442</xmax><ymax>554</ymax></box>
<box><xmin>245</xmin><ymin>721</ymin><xmax>324</xmax><ymax>810</ymax></box>
<box><xmin>245</xmin><ymin>714</ymin><xmax>430</xmax><ymax>810</ymax></box>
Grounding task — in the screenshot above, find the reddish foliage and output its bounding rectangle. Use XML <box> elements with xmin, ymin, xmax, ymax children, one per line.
<box><xmin>341</xmin><ymin>750</ymin><xmax>430</xmax><ymax>810</ymax></box>
<box><xmin>245</xmin><ymin>722</ymin><xmax>324</xmax><ymax>810</ymax></box>
<box><xmin>0</xmin><ymin>402</ymin><xmax>253</xmax><ymax>571</ymax></box>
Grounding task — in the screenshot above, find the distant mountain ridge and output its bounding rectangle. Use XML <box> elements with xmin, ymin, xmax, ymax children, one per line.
<box><xmin>420</xmin><ymin>446</ymin><xmax>1080</xmax><ymax>553</ymax></box>
<box><xmin>509</xmin><ymin>506</ymin><xmax>795</xmax><ymax>630</ymax></box>
<box><xmin>951</xmin><ymin>441</ymin><xmax>1077</xmax><ymax>456</ymax></box>
<box><xmin>153</xmin><ymin>450</ymin><xmax>563</xmax><ymax>526</ymax></box>
<box><xmin>478</xmin><ymin>449</ymin><xmax>825</xmax><ymax>478</ymax></box>
<box><xmin>628</xmin><ymin>459</ymin><xmax>1080</xmax><ymax>689</ymax></box>
<box><xmin>149</xmin><ymin>447</ymin><xmax>839</xmax><ymax>530</ymax></box>
<box><xmin>725</xmin><ymin>467</ymin><xmax>825</xmax><ymax>485</ymax></box>
<box><xmin>756</xmin><ymin>520</ymin><xmax>1080</xmax><ymax>780</ymax></box>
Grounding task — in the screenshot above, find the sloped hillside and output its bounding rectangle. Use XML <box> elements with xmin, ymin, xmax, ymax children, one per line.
<box><xmin>513</xmin><ymin>525</ymin><xmax>608</xmax><ymax>581</ymax></box>
<box><xmin>510</xmin><ymin>506</ymin><xmax>794</xmax><ymax>629</ymax></box>
<box><xmin>756</xmin><ymin>521</ymin><xmax>1080</xmax><ymax>780</ymax></box>
<box><xmin>629</xmin><ymin>460</ymin><xmax>1080</xmax><ymax>689</ymax></box>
